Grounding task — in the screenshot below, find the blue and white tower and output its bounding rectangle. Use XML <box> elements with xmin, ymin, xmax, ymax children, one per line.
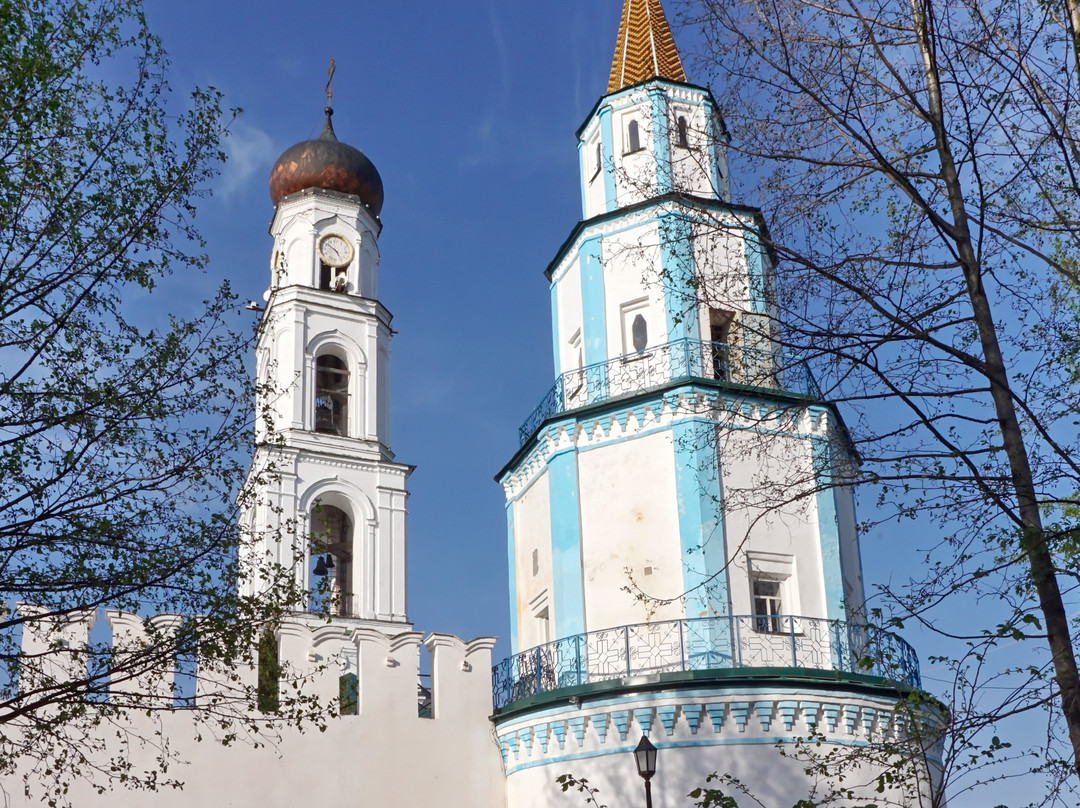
<box><xmin>492</xmin><ymin>2</ymin><xmax>933</xmax><ymax>806</ymax></box>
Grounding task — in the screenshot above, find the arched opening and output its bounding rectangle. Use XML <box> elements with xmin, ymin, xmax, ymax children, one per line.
<box><xmin>256</xmin><ymin>628</ymin><xmax>280</xmax><ymax>714</ymax></box>
<box><xmin>339</xmin><ymin>672</ymin><xmax>359</xmax><ymax>715</ymax></box>
<box><xmin>314</xmin><ymin>354</ymin><xmax>349</xmax><ymax>436</ymax></box>
<box><xmin>675</xmin><ymin>115</ymin><xmax>690</xmax><ymax>148</ymax></box>
<box><xmin>319</xmin><ymin>260</ymin><xmax>332</xmax><ymax>290</ymax></box>
<box><xmin>709</xmin><ymin>308</ymin><xmax>736</xmax><ymax>381</ymax></box>
<box><xmin>626</xmin><ymin>119</ymin><xmax>642</xmax><ymax>153</ymax></box>
<box><xmin>310</xmin><ymin>504</ymin><xmax>354</xmax><ymax>617</ymax></box>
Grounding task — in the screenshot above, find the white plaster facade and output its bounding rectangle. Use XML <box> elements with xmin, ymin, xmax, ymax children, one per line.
<box><xmin>12</xmin><ymin>611</ymin><xmax>505</xmax><ymax>808</ymax></box>
<box><xmin>240</xmin><ymin>187</ymin><xmax>409</xmax><ymax>628</ymax></box>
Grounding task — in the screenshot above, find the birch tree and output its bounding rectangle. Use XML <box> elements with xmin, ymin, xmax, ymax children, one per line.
<box><xmin>0</xmin><ymin>0</ymin><xmax>313</xmax><ymax>801</ymax></box>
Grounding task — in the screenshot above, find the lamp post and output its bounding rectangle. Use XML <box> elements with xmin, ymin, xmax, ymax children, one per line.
<box><xmin>634</xmin><ymin>734</ymin><xmax>657</xmax><ymax>808</ymax></box>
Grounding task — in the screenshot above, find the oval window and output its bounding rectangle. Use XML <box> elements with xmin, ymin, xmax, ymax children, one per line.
<box><xmin>632</xmin><ymin>314</ymin><xmax>648</xmax><ymax>352</ymax></box>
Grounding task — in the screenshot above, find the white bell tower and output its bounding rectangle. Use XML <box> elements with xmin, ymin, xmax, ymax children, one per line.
<box><xmin>241</xmin><ymin>107</ymin><xmax>410</xmax><ymax>630</ymax></box>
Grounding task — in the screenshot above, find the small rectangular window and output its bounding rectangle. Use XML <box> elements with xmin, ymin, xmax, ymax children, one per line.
<box><xmin>752</xmin><ymin>578</ymin><xmax>784</xmax><ymax>634</ymax></box>
<box><xmin>339</xmin><ymin>673</ymin><xmax>359</xmax><ymax>715</ymax></box>
<box><xmin>709</xmin><ymin>309</ymin><xmax>735</xmax><ymax>381</ymax></box>
<box><xmin>537</xmin><ymin>607</ymin><xmax>551</xmax><ymax>644</ymax></box>
<box><xmin>532</xmin><ymin>548</ymin><xmax>539</xmax><ymax>576</ymax></box>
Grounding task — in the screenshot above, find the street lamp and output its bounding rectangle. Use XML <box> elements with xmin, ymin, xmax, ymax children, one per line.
<box><xmin>634</xmin><ymin>734</ymin><xmax>658</xmax><ymax>808</ymax></box>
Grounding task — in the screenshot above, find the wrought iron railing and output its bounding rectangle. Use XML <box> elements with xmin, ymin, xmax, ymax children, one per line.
<box><xmin>518</xmin><ymin>339</ymin><xmax>820</xmax><ymax>445</ymax></box>
<box><xmin>491</xmin><ymin>615</ymin><xmax>920</xmax><ymax>710</ymax></box>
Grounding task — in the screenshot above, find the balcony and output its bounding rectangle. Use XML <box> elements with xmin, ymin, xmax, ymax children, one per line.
<box><xmin>518</xmin><ymin>339</ymin><xmax>820</xmax><ymax>445</ymax></box>
<box><xmin>491</xmin><ymin>615</ymin><xmax>921</xmax><ymax>711</ymax></box>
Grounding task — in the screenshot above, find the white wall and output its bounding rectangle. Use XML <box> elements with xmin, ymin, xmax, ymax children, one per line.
<box><xmin>10</xmin><ymin>614</ymin><xmax>505</xmax><ymax>808</ymax></box>
<box><xmin>578</xmin><ymin>430</ymin><xmax>684</xmax><ymax>630</ymax></box>
<box><xmin>601</xmin><ymin>227</ymin><xmax>666</xmax><ymax>358</ymax></box>
<box><xmin>555</xmin><ymin>258</ymin><xmax>583</xmax><ymax>372</ymax></box>
<box><xmin>719</xmin><ymin>422</ymin><xmax>827</xmax><ymax>620</ymax></box>
<box><xmin>513</xmin><ymin>471</ymin><xmax>554</xmax><ymax>650</ymax></box>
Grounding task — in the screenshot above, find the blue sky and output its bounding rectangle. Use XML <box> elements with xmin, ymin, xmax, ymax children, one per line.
<box><xmin>144</xmin><ymin>0</ymin><xmax>626</xmax><ymax>657</ymax></box>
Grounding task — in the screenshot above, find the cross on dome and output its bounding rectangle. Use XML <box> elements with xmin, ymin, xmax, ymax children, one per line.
<box><xmin>607</xmin><ymin>0</ymin><xmax>687</xmax><ymax>93</ymax></box>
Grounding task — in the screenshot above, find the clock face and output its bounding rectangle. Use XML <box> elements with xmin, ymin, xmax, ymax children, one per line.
<box><xmin>318</xmin><ymin>234</ymin><xmax>354</xmax><ymax>268</ymax></box>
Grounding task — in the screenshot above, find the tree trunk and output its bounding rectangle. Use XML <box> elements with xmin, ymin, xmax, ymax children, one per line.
<box><xmin>912</xmin><ymin>0</ymin><xmax>1080</xmax><ymax>775</ymax></box>
<box><xmin>1064</xmin><ymin>0</ymin><xmax>1080</xmax><ymax>84</ymax></box>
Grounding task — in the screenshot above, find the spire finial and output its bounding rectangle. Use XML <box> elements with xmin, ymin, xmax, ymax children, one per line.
<box><xmin>320</xmin><ymin>58</ymin><xmax>339</xmax><ymax>142</ymax></box>
<box><xmin>325</xmin><ymin>56</ymin><xmax>337</xmax><ymax>106</ymax></box>
<box><xmin>607</xmin><ymin>0</ymin><xmax>687</xmax><ymax>93</ymax></box>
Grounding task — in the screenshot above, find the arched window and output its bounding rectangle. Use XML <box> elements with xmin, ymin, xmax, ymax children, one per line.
<box><xmin>319</xmin><ymin>261</ymin><xmax>333</xmax><ymax>290</ymax></box>
<box><xmin>676</xmin><ymin>116</ymin><xmax>690</xmax><ymax>149</ymax></box>
<box><xmin>626</xmin><ymin>119</ymin><xmax>641</xmax><ymax>153</ymax></box>
<box><xmin>256</xmin><ymin>629</ymin><xmax>280</xmax><ymax>714</ymax></box>
<box><xmin>310</xmin><ymin>504</ymin><xmax>354</xmax><ymax>617</ymax></box>
<box><xmin>632</xmin><ymin>314</ymin><xmax>648</xmax><ymax>352</ymax></box>
<box><xmin>339</xmin><ymin>673</ymin><xmax>359</xmax><ymax>715</ymax></box>
<box><xmin>314</xmin><ymin>354</ymin><xmax>349</xmax><ymax>436</ymax></box>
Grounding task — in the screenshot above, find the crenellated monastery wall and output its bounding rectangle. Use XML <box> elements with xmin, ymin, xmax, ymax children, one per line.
<box><xmin>9</xmin><ymin>608</ymin><xmax>506</xmax><ymax>808</ymax></box>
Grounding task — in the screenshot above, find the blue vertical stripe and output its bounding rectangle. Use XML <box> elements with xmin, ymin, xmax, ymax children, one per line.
<box><xmin>649</xmin><ymin>89</ymin><xmax>672</xmax><ymax>195</ymax></box>
<box><xmin>599</xmin><ymin>106</ymin><xmax>617</xmax><ymax>212</ymax></box>
<box><xmin>672</xmin><ymin>419</ymin><xmax>728</xmax><ymax>618</ymax></box>
<box><xmin>579</xmin><ymin>237</ymin><xmax>607</xmax><ymax>366</ymax></box>
<box><xmin>744</xmin><ymin>227</ymin><xmax>768</xmax><ymax>313</ymax></box>
<box><xmin>812</xmin><ymin>438</ymin><xmax>845</xmax><ymax>624</ymax></box>
<box><xmin>660</xmin><ymin>211</ymin><xmax>694</xmax><ymax>342</ymax></box>
<box><xmin>549</xmin><ymin>450</ymin><xmax>586</xmax><ymax>640</ymax></box>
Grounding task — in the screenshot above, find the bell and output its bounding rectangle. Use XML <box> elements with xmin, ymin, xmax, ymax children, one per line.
<box><xmin>325</xmin><ymin>554</ymin><xmax>336</xmax><ymax>571</ymax></box>
<box><xmin>313</xmin><ymin>556</ymin><xmax>328</xmax><ymax>577</ymax></box>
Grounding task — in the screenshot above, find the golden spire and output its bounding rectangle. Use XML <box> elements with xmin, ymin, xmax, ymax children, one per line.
<box><xmin>607</xmin><ymin>0</ymin><xmax>687</xmax><ymax>93</ymax></box>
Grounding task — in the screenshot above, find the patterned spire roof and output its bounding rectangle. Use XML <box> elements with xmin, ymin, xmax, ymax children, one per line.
<box><xmin>607</xmin><ymin>0</ymin><xmax>687</xmax><ymax>93</ymax></box>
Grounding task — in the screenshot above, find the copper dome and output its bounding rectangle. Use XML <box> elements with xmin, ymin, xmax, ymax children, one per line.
<box><xmin>268</xmin><ymin>108</ymin><xmax>384</xmax><ymax>215</ymax></box>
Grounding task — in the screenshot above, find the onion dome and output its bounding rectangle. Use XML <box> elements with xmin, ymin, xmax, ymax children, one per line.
<box><xmin>268</xmin><ymin>107</ymin><xmax>384</xmax><ymax>215</ymax></box>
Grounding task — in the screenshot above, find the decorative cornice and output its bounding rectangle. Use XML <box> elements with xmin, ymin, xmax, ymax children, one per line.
<box><xmin>489</xmin><ymin>668</ymin><xmax>948</xmax><ymax>777</ymax></box>
<box><xmin>544</xmin><ymin>193</ymin><xmax>769</xmax><ymax>282</ymax></box>
<box><xmin>498</xmin><ymin>382</ymin><xmax>826</xmax><ymax>498</ymax></box>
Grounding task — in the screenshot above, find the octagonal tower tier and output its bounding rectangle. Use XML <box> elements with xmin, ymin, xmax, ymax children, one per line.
<box><xmin>492</xmin><ymin>3</ymin><xmax>940</xmax><ymax>807</ymax></box>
